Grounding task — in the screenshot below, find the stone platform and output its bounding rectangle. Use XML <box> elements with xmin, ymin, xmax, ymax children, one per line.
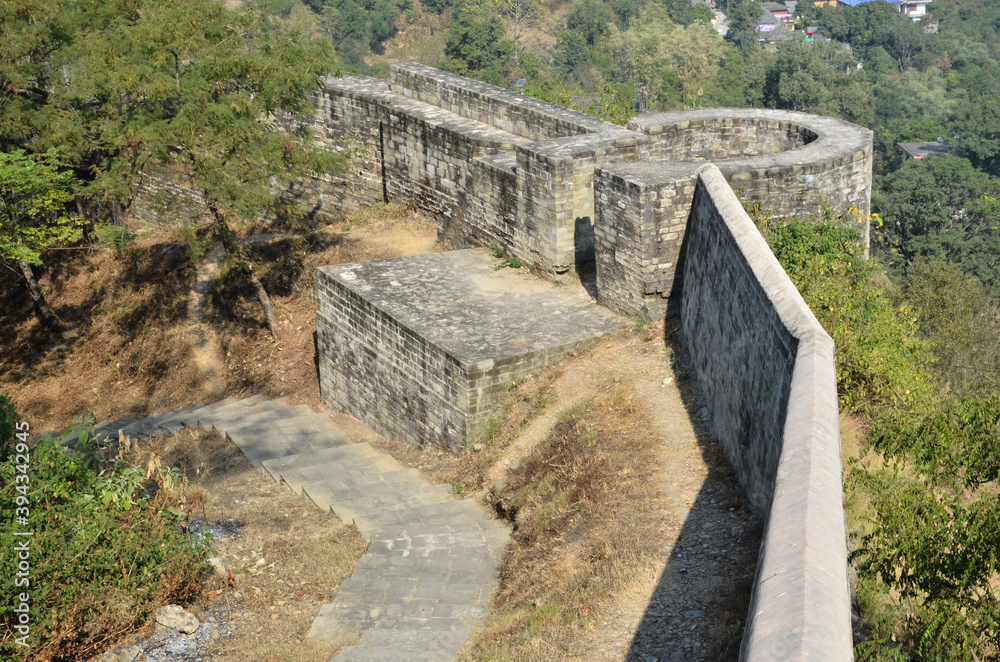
<box><xmin>316</xmin><ymin>249</ymin><xmax>624</xmax><ymax>451</ymax></box>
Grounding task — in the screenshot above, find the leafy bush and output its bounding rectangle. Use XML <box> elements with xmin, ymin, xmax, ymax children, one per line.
<box><xmin>756</xmin><ymin>211</ymin><xmax>1000</xmax><ymax>660</ymax></box>
<box><xmin>752</xmin><ymin>207</ymin><xmax>935</xmax><ymax>412</ymax></box>
<box><xmin>0</xmin><ymin>402</ymin><xmax>209</xmax><ymax>661</ymax></box>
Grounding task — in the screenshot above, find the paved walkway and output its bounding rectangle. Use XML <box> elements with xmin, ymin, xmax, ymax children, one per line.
<box><xmin>90</xmin><ymin>396</ymin><xmax>510</xmax><ymax>662</ymax></box>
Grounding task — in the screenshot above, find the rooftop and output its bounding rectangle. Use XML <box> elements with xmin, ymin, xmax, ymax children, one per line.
<box><xmin>898</xmin><ymin>141</ymin><xmax>950</xmax><ymax>159</ymax></box>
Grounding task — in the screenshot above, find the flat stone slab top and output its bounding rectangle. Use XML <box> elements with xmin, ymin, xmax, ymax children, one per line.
<box><xmin>316</xmin><ymin>249</ymin><xmax>625</xmax><ymax>451</ymax></box>
<box><xmin>323</xmin><ymin>248</ymin><xmax>622</xmax><ymax>366</ymax></box>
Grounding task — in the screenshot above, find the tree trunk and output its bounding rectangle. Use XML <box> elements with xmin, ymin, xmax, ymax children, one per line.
<box><xmin>110</xmin><ymin>196</ymin><xmax>126</xmax><ymax>226</ymax></box>
<box><xmin>19</xmin><ymin>261</ymin><xmax>63</xmax><ymax>331</ymax></box>
<box><xmin>207</xmin><ymin>202</ymin><xmax>281</xmax><ymax>340</ymax></box>
<box><xmin>245</xmin><ymin>262</ymin><xmax>281</xmax><ymax>340</ymax></box>
<box><xmin>76</xmin><ymin>197</ymin><xmax>96</xmax><ymax>243</ymax></box>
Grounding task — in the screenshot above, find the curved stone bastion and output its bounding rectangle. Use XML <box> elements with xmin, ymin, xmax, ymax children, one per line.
<box><xmin>137</xmin><ymin>63</ymin><xmax>869</xmax><ymax>662</ymax></box>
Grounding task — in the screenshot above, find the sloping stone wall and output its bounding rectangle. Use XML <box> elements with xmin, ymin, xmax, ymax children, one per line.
<box><xmin>681</xmin><ymin>165</ymin><xmax>851</xmax><ymax>662</ymax></box>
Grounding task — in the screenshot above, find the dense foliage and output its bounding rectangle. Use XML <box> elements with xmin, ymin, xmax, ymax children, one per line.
<box><xmin>0</xmin><ymin>399</ymin><xmax>209</xmax><ymax>661</ymax></box>
<box><xmin>756</xmin><ymin>212</ymin><xmax>1000</xmax><ymax>661</ymax></box>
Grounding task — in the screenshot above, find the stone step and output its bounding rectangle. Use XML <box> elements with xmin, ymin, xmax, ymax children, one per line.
<box><xmin>115</xmin><ymin>397</ymin><xmax>248</xmax><ymax>438</ymax></box>
<box><xmin>357</xmin><ymin>626</ymin><xmax>471</xmax><ymax>651</ymax></box>
<box><xmin>193</xmin><ymin>396</ymin><xmax>285</xmax><ymax>428</ymax></box>
<box><xmin>334</xmin><ymin>645</ymin><xmax>453</xmax><ymax>662</ymax></box>
<box><xmin>218</xmin><ymin>407</ymin><xmax>323</xmax><ymax>464</ymax></box>
<box><xmin>261</xmin><ymin>442</ymin><xmax>385</xmax><ymax>475</ymax></box>
<box><xmin>261</xmin><ymin>446</ymin><xmax>400</xmax><ymax>492</ymax></box>
<box><xmin>156</xmin><ymin>399</ymin><xmax>237</xmax><ymax>429</ymax></box>
<box><xmin>75</xmin><ymin>396</ymin><xmax>511</xmax><ymax>660</ymax></box>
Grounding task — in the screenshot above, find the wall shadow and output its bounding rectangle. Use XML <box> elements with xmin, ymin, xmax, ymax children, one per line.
<box><xmin>622</xmin><ymin>307</ymin><xmax>763</xmax><ymax>662</ymax></box>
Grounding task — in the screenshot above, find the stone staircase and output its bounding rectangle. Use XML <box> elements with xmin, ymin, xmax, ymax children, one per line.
<box><xmin>72</xmin><ymin>396</ymin><xmax>510</xmax><ymax>662</ymax></box>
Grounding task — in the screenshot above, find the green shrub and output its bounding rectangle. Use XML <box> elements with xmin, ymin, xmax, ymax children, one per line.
<box><xmin>756</xmin><ymin>211</ymin><xmax>1000</xmax><ymax>660</ymax></box>
<box><xmin>0</xmin><ymin>402</ymin><xmax>209</xmax><ymax>661</ymax></box>
<box><xmin>752</xmin><ymin>208</ymin><xmax>936</xmax><ymax>413</ymax></box>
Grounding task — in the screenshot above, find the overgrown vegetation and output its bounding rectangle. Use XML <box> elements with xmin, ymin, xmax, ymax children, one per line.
<box><xmin>460</xmin><ymin>385</ymin><xmax>668</xmax><ymax>660</ymax></box>
<box><xmin>0</xmin><ymin>398</ymin><xmax>210</xmax><ymax>661</ymax></box>
<box><xmin>754</xmin><ymin>210</ymin><xmax>1000</xmax><ymax>661</ymax></box>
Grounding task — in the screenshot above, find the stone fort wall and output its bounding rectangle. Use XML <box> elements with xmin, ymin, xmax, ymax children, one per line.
<box><xmin>133</xmin><ymin>64</ymin><xmax>867</xmax><ymax>662</ymax></box>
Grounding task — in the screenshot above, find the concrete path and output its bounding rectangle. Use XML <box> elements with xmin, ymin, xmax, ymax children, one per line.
<box><xmin>87</xmin><ymin>397</ymin><xmax>510</xmax><ymax>662</ymax></box>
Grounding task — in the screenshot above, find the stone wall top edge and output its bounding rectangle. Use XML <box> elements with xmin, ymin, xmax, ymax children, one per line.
<box><xmin>697</xmin><ymin>164</ymin><xmax>829</xmax><ymax>344</ymax></box>
<box><xmin>742</xmin><ymin>333</ymin><xmax>851</xmax><ymax>662</ymax></box>
<box><xmin>389</xmin><ymin>62</ymin><xmax>619</xmax><ymax>134</ymax></box>
<box><xmin>595</xmin><ymin>161</ymin><xmax>707</xmax><ymax>186</ymax></box>
<box><xmin>323</xmin><ymin>75</ymin><xmax>531</xmax><ymax>151</ymax></box>
<box><xmin>515</xmin><ymin>129</ymin><xmax>643</xmax><ymax>160</ymax></box>
<box><xmin>630</xmin><ymin>107</ymin><xmax>868</xmax><ymax>136</ymax></box>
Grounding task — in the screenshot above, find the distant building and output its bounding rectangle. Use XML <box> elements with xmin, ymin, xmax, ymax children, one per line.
<box><xmin>898</xmin><ymin>140</ymin><xmax>950</xmax><ymax>160</ymax></box>
<box><xmin>889</xmin><ymin>0</ymin><xmax>930</xmax><ymax>21</ymax></box>
<box><xmin>757</xmin><ymin>10</ymin><xmax>795</xmax><ymax>42</ymax></box>
<box><xmin>813</xmin><ymin>0</ymin><xmax>930</xmax><ymax>20</ymax></box>
<box><xmin>762</xmin><ymin>2</ymin><xmax>794</xmax><ymax>24</ymax></box>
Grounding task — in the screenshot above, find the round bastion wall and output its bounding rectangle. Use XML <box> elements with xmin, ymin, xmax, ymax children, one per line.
<box><xmin>592</xmin><ymin>108</ymin><xmax>873</xmax><ymax>319</ymax></box>
<box><xmin>629</xmin><ymin>111</ymin><xmax>819</xmax><ymax>162</ymax></box>
<box><xmin>626</xmin><ymin>108</ymin><xmax>874</xmax><ymax>222</ymax></box>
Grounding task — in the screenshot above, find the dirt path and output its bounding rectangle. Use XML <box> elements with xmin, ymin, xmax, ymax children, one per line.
<box><xmin>373</xmin><ymin>321</ymin><xmax>763</xmax><ymax>662</ymax></box>
<box><xmin>524</xmin><ymin>325</ymin><xmax>761</xmax><ymax>662</ymax></box>
<box><xmin>187</xmin><ymin>244</ymin><xmax>227</xmax><ymax>397</ymax></box>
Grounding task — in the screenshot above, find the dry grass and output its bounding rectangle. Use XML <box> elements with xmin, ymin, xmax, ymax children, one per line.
<box><xmin>0</xmin><ymin>204</ymin><xmax>437</xmax><ymax>431</ymax></box>
<box><xmin>0</xmin><ymin>232</ymin><xmax>209</xmax><ymax>430</ymax></box>
<box><xmin>114</xmin><ymin>426</ymin><xmax>368</xmax><ymax>662</ymax></box>
<box><xmin>458</xmin><ymin>384</ymin><xmax>666</xmax><ymax>661</ymax></box>
<box><xmin>207</xmin><ymin>204</ymin><xmax>438</xmax><ymax>409</ymax></box>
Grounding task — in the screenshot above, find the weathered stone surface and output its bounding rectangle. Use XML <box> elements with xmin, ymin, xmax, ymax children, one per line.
<box><xmin>316</xmin><ymin>249</ymin><xmax>624</xmax><ymax>452</ymax></box>
<box><xmin>680</xmin><ymin>166</ymin><xmax>851</xmax><ymax>662</ymax></box>
<box><xmin>133</xmin><ymin>66</ymin><xmax>872</xmax><ymax>287</ymax></box>
<box><xmin>154</xmin><ymin>605</ymin><xmax>199</xmax><ymax>635</ymax></box>
<box><xmin>132</xmin><ymin>64</ymin><xmax>859</xmax><ymax>662</ymax></box>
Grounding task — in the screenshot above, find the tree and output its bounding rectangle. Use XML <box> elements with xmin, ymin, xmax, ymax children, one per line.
<box><xmin>725</xmin><ymin>0</ymin><xmax>762</xmax><ymax>56</ymax></box>
<box><xmin>334</xmin><ymin>0</ymin><xmax>373</xmax><ymax>67</ymax></box>
<box><xmin>370</xmin><ymin>0</ymin><xmax>402</xmax><ymax>52</ymax></box>
<box><xmin>603</xmin><ymin>6</ymin><xmax>733</xmax><ymax>111</ymax></box>
<box><xmin>567</xmin><ymin>0</ymin><xmax>617</xmax><ymax>47</ymax></box>
<box><xmin>556</xmin><ymin>30</ymin><xmax>591</xmax><ymax>74</ymax></box>
<box><xmin>1</xmin><ymin>0</ymin><xmax>340</xmax><ymax>339</ymax></box>
<box><xmin>873</xmin><ymin>157</ymin><xmax>1000</xmax><ymax>285</ymax></box>
<box><xmin>501</xmin><ymin>0</ymin><xmax>542</xmax><ymax>65</ymax></box>
<box><xmin>950</xmin><ymin>96</ymin><xmax>1000</xmax><ymax>175</ymax></box>
<box><xmin>445</xmin><ymin>12</ymin><xmax>513</xmax><ymax>82</ymax></box>
<box><xmin>0</xmin><ymin>150</ymin><xmax>82</xmax><ymax>331</ymax></box>
<box><xmin>744</xmin><ymin>41</ymin><xmax>875</xmax><ymax>127</ymax></box>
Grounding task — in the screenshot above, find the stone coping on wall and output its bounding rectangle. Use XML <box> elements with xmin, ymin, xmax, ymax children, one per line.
<box><xmin>693</xmin><ymin>166</ymin><xmax>851</xmax><ymax>662</ymax></box>
<box><xmin>388</xmin><ymin>62</ymin><xmax>619</xmax><ymax>140</ymax></box>
<box><xmin>322</xmin><ymin>75</ymin><xmax>531</xmax><ymax>154</ymax></box>
<box><xmin>629</xmin><ymin>108</ymin><xmax>872</xmax><ymax>175</ymax></box>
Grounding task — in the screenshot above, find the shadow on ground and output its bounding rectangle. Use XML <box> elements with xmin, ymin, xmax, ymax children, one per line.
<box><xmin>624</xmin><ymin>312</ymin><xmax>763</xmax><ymax>662</ymax></box>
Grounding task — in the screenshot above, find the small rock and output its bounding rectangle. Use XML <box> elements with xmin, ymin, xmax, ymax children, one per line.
<box><xmin>206</xmin><ymin>557</ymin><xmax>226</xmax><ymax>576</ymax></box>
<box><xmin>645</xmin><ymin>655</ymin><xmax>658</xmax><ymax>662</ymax></box>
<box><xmin>662</xmin><ymin>377</ymin><xmax>673</xmax><ymax>386</ymax></box>
<box><xmin>101</xmin><ymin>644</ymin><xmax>141</xmax><ymax>662</ymax></box>
<box><xmin>471</xmin><ymin>443</ymin><xmax>484</xmax><ymax>452</ymax></box>
<box><xmin>683</xmin><ymin>610</ymin><xmax>705</xmax><ymax>619</ymax></box>
<box><xmin>490</xmin><ymin>480</ymin><xmax>507</xmax><ymax>494</ymax></box>
<box><xmin>155</xmin><ymin>605</ymin><xmax>200</xmax><ymax>635</ymax></box>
